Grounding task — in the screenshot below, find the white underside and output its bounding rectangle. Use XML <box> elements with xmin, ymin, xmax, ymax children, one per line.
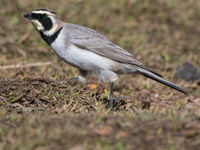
<box><xmin>51</xmin><ymin>33</ymin><xmax>119</xmax><ymax>82</ymax></box>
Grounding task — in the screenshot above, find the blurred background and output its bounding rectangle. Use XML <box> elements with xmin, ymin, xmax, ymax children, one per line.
<box><xmin>1</xmin><ymin>0</ymin><xmax>200</xmax><ymax>71</ymax></box>
<box><xmin>0</xmin><ymin>0</ymin><xmax>200</xmax><ymax>150</ymax></box>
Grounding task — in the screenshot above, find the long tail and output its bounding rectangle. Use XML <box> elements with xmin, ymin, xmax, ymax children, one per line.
<box><xmin>137</xmin><ymin>68</ymin><xmax>188</xmax><ymax>95</ymax></box>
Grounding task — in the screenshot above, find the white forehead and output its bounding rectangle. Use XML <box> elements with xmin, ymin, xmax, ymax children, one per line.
<box><xmin>32</xmin><ymin>10</ymin><xmax>55</xmax><ymax>16</ymax></box>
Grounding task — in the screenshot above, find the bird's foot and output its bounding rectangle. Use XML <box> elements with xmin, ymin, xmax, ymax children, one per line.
<box><xmin>106</xmin><ymin>96</ymin><xmax>130</xmax><ymax>110</ymax></box>
<box><xmin>64</xmin><ymin>77</ymin><xmax>79</xmax><ymax>84</ymax></box>
<box><xmin>56</xmin><ymin>77</ymin><xmax>79</xmax><ymax>82</ymax></box>
<box><xmin>113</xmin><ymin>96</ymin><xmax>130</xmax><ymax>101</ymax></box>
<box><xmin>68</xmin><ymin>77</ymin><xmax>79</xmax><ymax>81</ymax></box>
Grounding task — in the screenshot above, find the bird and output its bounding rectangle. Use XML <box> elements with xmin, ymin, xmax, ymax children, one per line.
<box><xmin>24</xmin><ymin>9</ymin><xmax>188</xmax><ymax>109</ymax></box>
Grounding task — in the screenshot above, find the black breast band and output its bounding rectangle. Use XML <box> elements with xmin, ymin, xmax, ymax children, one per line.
<box><xmin>39</xmin><ymin>27</ymin><xmax>63</xmax><ymax>45</ymax></box>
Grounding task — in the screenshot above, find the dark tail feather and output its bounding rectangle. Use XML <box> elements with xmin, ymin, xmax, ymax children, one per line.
<box><xmin>137</xmin><ymin>68</ymin><xmax>188</xmax><ymax>95</ymax></box>
<box><xmin>140</xmin><ymin>66</ymin><xmax>163</xmax><ymax>77</ymax></box>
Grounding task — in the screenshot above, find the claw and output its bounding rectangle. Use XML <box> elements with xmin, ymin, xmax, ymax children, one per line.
<box><xmin>68</xmin><ymin>77</ymin><xmax>79</xmax><ymax>81</ymax></box>
<box><xmin>106</xmin><ymin>96</ymin><xmax>130</xmax><ymax>109</ymax></box>
<box><xmin>113</xmin><ymin>96</ymin><xmax>130</xmax><ymax>101</ymax></box>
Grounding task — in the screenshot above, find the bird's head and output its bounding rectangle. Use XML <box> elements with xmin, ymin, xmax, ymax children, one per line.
<box><xmin>24</xmin><ymin>9</ymin><xmax>59</xmax><ymax>36</ymax></box>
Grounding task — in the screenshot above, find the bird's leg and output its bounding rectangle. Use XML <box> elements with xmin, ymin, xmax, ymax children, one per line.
<box><xmin>65</xmin><ymin>77</ymin><xmax>79</xmax><ymax>83</ymax></box>
<box><xmin>107</xmin><ymin>82</ymin><xmax>114</xmax><ymax>109</ymax></box>
<box><xmin>67</xmin><ymin>70</ymin><xmax>88</xmax><ymax>83</ymax></box>
<box><xmin>106</xmin><ymin>82</ymin><xmax>130</xmax><ymax>109</ymax></box>
<box><xmin>113</xmin><ymin>96</ymin><xmax>130</xmax><ymax>101</ymax></box>
<box><xmin>68</xmin><ymin>77</ymin><xmax>79</xmax><ymax>81</ymax></box>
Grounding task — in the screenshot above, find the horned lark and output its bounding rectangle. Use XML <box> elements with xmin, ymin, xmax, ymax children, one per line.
<box><xmin>24</xmin><ymin>9</ymin><xmax>188</xmax><ymax>109</ymax></box>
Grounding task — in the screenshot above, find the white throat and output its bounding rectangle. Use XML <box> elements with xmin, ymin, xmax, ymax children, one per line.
<box><xmin>32</xmin><ymin>20</ymin><xmax>44</xmax><ymax>31</ymax></box>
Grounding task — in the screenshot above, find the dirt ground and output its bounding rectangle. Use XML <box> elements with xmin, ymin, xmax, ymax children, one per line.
<box><xmin>0</xmin><ymin>0</ymin><xmax>200</xmax><ymax>150</ymax></box>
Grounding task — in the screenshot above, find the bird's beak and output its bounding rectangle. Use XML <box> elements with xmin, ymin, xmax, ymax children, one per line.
<box><xmin>24</xmin><ymin>13</ymin><xmax>33</xmax><ymax>20</ymax></box>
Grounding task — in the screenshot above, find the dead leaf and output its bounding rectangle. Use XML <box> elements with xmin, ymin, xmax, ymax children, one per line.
<box><xmin>94</xmin><ymin>126</ymin><xmax>113</xmax><ymax>135</ymax></box>
<box><xmin>69</xmin><ymin>145</ymin><xmax>87</xmax><ymax>150</ymax></box>
<box><xmin>116</xmin><ymin>130</ymin><xmax>127</xmax><ymax>138</ymax></box>
<box><xmin>88</xmin><ymin>83</ymin><xmax>99</xmax><ymax>90</ymax></box>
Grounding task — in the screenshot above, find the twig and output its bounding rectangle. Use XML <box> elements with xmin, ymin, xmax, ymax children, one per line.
<box><xmin>0</xmin><ymin>62</ymin><xmax>52</xmax><ymax>70</ymax></box>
